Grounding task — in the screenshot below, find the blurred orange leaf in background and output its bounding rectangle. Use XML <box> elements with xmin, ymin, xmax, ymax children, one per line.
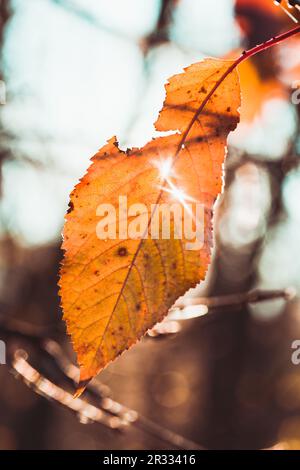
<box><xmin>59</xmin><ymin>59</ymin><xmax>240</xmax><ymax>395</ymax></box>
<box><xmin>234</xmin><ymin>0</ymin><xmax>299</xmax><ymax>123</ymax></box>
<box><xmin>237</xmin><ymin>58</ymin><xmax>286</xmax><ymax>122</ymax></box>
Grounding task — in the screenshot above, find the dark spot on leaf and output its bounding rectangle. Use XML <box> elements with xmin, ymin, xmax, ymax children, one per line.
<box><xmin>67</xmin><ymin>201</ymin><xmax>74</xmax><ymax>214</ymax></box>
<box><xmin>118</xmin><ymin>246</ymin><xmax>128</xmax><ymax>257</ymax></box>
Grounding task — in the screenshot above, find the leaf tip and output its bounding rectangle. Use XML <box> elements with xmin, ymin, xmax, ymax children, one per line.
<box><xmin>74</xmin><ymin>379</ymin><xmax>90</xmax><ymax>399</ymax></box>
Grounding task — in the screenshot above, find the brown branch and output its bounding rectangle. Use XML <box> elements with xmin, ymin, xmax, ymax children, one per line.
<box><xmin>41</xmin><ymin>341</ymin><xmax>203</xmax><ymax>448</ymax></box>
<box><xmin>0</xmin><ymin>285</ymin><xmax>296</xmax><ymax>447</ymax></box>
<box><xmin>148</xmin><ymin>288</ymin><xmax>296</xmax><ymax>336</ymax></box>
<box><xmin>8</xmin><ymin>345</ymin><xmax>203</xmax><ymax>450</ymax></box>
<box><xmin>172</xmin><ymin>288</ymin><xmax>296</xmax><ymax>311</ymax></box>
<box><xmin>11</xmin><ymin>351</ymin><xmax>128</xmax><ymax>430</ymax></box>
<box><xmin>0</xmin><ymin>288</ymin><xmax>295</xmax><ymax>341</ymax></box>
<box><xmin>0</xmin><ymin>313</ymin><xmax>203</xmax><ymax>448</ymax></box>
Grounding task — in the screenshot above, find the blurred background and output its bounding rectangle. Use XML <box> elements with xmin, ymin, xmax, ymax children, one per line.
<box><xmin>0</xmin><ymin>0</ymin><xmax>300</xmax><ymax>450</ymax></box>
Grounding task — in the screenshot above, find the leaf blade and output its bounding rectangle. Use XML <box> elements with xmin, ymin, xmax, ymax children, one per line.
<box><xmin>59</xmin><ymin>58</ymin><xmax>241</xmax><ymax>393</ymax></box>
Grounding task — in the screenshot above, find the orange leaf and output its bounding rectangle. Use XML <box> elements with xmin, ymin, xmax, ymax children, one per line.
<box><xmin>59</xmin><ymin>59</ymin><xmax>241</xmax><ymax>395</ymax></box>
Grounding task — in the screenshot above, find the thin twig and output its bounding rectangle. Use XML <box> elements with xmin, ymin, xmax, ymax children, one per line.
<box><xmin>11</xmin><ymin>352</ymin><xmax>129</xmax><ymax>430</ymax></box>
<box><xmin>172</xmin><ymin>288</ymin><xmax>296</xmax><ymax>311</ymax></box>
<box><xmin>41</xmin><ymin>341</ymin><xmax>203</xmax><ymax>448</ymax></box>
<box><xmin>0</xmin><ymin>288</ymin><xmax>295</xmax><ymax>341</ymax></box>
<box><xmin>0</xmin><ymin>285</ymin><xmax>296</xmax><ymax>447</ymax></box>
<box><xmin>9</xmin><ymin>347</ymin><xmax>203</xmax><ymax>449</ymax></box>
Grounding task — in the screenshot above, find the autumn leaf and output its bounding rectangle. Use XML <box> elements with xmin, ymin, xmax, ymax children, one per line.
<box><xmin>59</xmin><ymin>59</ymin><xmax>241</xmax><ymax>395</ymax></box>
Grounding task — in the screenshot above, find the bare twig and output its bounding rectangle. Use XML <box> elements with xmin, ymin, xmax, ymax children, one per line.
<box><xmin>172</xmin><ymin>287</ymin><xmax>296</xmax><ymax>311</ymax></box>
<box><xmin>41</xmin><ymin>341</ymin><xmax>203</xmax><ymax>449</ymax></box>
<box><xmin>0</xmin><ymin>287</ymin><xmax>296</xmax><ymax>448</ymax></box>
<box><xmin>11</xmin><ymin>351</ymin><xmax>129</xmax><ymax>430</ymax></box>
<box><xmin>0</xmin><ymin>311</ymin><xmax>204</xmax><ymax>448</ymax></box>
<box><xmin>9</xmin><ymin>346</ymin><xmax>203</xmax><ymax>449</ymax></box>
<box><xmin>147</xmin><ymin>288</ymin><xmax>296</xmax><ymax>336</ymax></box>
<box><xmin>0</xmin><ymin>288</ymin><xmax>295</xmax><ymax>341</ymax></box>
